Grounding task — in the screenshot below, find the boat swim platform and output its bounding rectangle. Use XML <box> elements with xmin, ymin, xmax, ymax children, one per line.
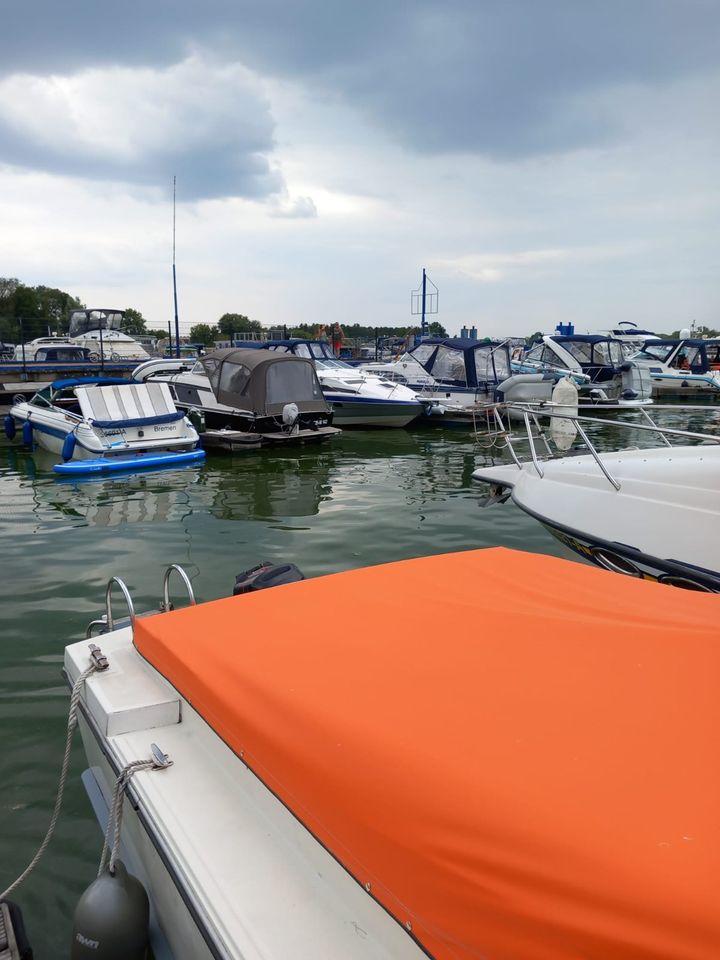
<box><xmin>200</xmin><ymin>426</ymin><xmax>341</xmax><ymax>451</ymax></box>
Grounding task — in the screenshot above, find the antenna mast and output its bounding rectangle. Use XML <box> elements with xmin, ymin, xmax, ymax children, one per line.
<box><xmin>172</xmin><ymin>176</ymin><xmax>180</xmax><ymax>358</ymax></box>
<box><xmin>411</xmin><ymin>268</ymin><xmax>438</xmax><ymax>337</ymax></box>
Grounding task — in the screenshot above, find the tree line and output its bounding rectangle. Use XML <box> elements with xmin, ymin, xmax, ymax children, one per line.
<box><xmin>6</xmin><ymin>276</ymin><xmax>710</xmax><ymax>347</ymax></box>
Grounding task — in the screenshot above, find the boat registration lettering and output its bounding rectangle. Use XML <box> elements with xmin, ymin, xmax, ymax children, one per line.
<box><xmin>153</xmin><ymin>424</ymin><xmax>177</xmax><ymax>433</ymax></box>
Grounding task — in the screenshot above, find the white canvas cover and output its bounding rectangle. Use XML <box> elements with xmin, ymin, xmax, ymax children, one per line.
<box><xmin>75</xmin><ymin>382</ymin><xmax>177</xmax><ymax>423</ymax></box>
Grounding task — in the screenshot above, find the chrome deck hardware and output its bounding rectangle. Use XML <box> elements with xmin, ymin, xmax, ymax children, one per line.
<box><xmin>160</xmin><ymin>563</ymin><xmax>196</xmax><ymax>612</ymax></box>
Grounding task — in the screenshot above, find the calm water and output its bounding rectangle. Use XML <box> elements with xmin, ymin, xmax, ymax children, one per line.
<box><xmin>0</xmin><ymin>408</ymin><xmax>715</xmax><ymax>956</ymax></box>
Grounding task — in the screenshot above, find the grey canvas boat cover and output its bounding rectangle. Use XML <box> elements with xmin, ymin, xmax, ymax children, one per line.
<box><xmin>200</xmin><ymin>348</ymin><xmax>330</xmax><ymax>416</ymax></box>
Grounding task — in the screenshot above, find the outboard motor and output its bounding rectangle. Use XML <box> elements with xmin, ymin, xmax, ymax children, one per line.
<box><xmin>70</xmin><ymin>862</ymin><xmax>148</xmax><ymax>960</ymax></box>
<box><xmin>233</xmin><ymin>561</ymin><xmax>305</xmax><ymax>596</ymax></box>
<box><xmin>620</xmin><ymin>361</ymin><xmax>651</xmax><ymax>402</ymax></box>
<box><xmin>495</xmin><ymin>373</ymin><xmax>553</xmax><ymax>404</ymax></box>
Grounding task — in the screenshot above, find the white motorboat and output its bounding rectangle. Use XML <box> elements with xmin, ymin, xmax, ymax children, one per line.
<box><xmin>6</xmin><ymin>377</ymin><xmax>204</xmax><ymax>475</ymax></box>
<box><xmin>133</xmin><ymin>349</ymin><xmax>340</xmax><ymax>445</ymax></box>
<box><xmin>362</xmin><ymin>337</ymin><xmax>556</xmax><ymax>419</ymax></box>
<box><xmin>258</xmin><ymin>339</ymin><xmax>427</xmax><ymax>427</ymax></box>
<box><xmin>630</xmin><ymin>337</ymin><xmax>720</xmax><ymax>397</ymax></box>
<box><xmin>13</xmin><ymin>309</ymin><xmax>151</xmax><ymax>363</ymax></box>
<box><xmin>473</xmin><ymin>411</ymin><xmax>720</xmax><ymax>590</ymax></box>
<box><xmin>57</xmin><ymin>549</ymin><xmax>718</xmax><ymax>959</ymax></box>
<box><xmin>514</xmin><ymin>334</ymin><xmax>653</xmax><ymax>407</ymax></box>
<box><xmin>600</xmin><ymin>321</ymin><xmax>662</xmax><ymax>358</ymax></box>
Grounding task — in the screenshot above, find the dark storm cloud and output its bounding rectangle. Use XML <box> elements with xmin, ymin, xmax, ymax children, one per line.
<box><xmin>1</xmin><ymin>0</ymin><xmax>718</xmax><ymax>178</ymax></box>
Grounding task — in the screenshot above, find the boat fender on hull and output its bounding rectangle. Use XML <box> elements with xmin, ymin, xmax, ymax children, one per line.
<box><xmin>70</xmin><ymin>861</ymin><xmax>149</xmax><ymax>960</ymax></box>
<box><xmin>3</xmin><ymin>414</ymin><xmax>16</xmax><ymax>440</ymax></box>
<box><xmin>21</xmin><ymin>421</ymin><xmax>33</xmax><ymax>446</ymax></box>
<box><xmin>62</xmin><ymin>432</ymin><xmax>77</xmax><ymax>461</ymax></box>
<box><xmin>233</xmin><ymin>561</ymin><xmax>306</xmax><ymax>595</ymax></box>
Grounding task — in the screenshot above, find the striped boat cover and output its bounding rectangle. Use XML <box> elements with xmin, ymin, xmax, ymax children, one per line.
<box><xmin>76</xmin><ymin>382</ymin><xmax>178</xmax><ymax>423</ymax></box>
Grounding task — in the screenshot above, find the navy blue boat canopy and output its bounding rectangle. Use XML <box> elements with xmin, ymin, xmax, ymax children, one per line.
<box><xmin>408</xmin><ymin>338</ymin><xmax>511</xmax><ymax>388</ymax></box>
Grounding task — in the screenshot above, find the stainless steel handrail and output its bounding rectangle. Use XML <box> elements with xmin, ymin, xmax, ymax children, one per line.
<box><xmin>161</xmin><ymin>564</ymin><xmax>196</xmax><ymax>613</ymax></box>
<box><xmin>105</xmin><ymin>576</ymin><xmax>136</xmax><ymax>632</ymax></box>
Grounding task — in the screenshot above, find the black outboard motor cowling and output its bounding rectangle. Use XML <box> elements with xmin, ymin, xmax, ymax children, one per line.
<box><xmin>233</xmin><ymin>562</ymin><xmax>305</xmax><ymax>595</ymax></box>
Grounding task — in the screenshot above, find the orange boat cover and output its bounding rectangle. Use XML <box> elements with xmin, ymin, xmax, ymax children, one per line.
<box><xmin>135</xmin><ymin>549</ymin><xmax>719</xmax><ymax>960</ymax></box>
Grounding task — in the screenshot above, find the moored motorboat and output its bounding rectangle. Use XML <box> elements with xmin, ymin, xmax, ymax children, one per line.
<box><xmin>254</xmin><ymin>339</ymin><xmax>427</xmax><ymax>427</ymax></box>
<box><xmin>473</xmin><ymin>412</ymin><xmax>720</xmax><ymax>589</ymax></box>
<box><xmin>133</xmin><ymin>348</ymin><xmax>340</xmax><ymax>446</ymax></box>
<box><xmin>12</xmin><ymin>309</ymin><xmax>151</xmax><ymax>364</ymax></box>
<box><xmin>630</xmin><ymin>337</ymin><xmax>720</xmax><ymax>397</ymax></box>
<box><xmin>514</xmin><ymin>334</ymin><xmax>653</xmax><ymax>407</ymax></box>
<box><xmin>60</xmin><ymin>549</ymin><xmax>719</xmax><ymax>959</ymax></box>
<box><xmin>6</xmin><ymin>377</ymin><xmax>204</xmax><ymax>475</ymax></box>
<box><xmin>362</xmin><ymin>337</ymin><xmax>556</xmax><ymax>421</ymax></box>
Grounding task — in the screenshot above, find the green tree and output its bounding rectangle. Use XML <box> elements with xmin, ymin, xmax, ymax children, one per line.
<box><xmin>427</xmin><ymin>321</ymin><xmax>448</xmax><ymax>337</ymax></box>
<box><xmin>122</xmin><ymin>308</ymin><xmax>147</xmax><ymax>335</ymax></box>
<box><xmin>0</xmin><ymin>279</ymin><xmax>83</xmax><ymax>338</ymax></box>
<box><xmin>189</xmin><ymin>323</ymin><xmax>219</xmax><ymax>345</ymax></box>
<box><xmin>217</xmin><ymin>313</ymin><xmax>262</xmax><ymax>338</ymax></box>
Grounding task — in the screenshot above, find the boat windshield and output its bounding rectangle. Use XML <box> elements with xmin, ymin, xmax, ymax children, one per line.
<box><xmin>635</xmin><ymin>343</ymin><xmax>675</xmax><ymax>362</ymax></box>
<box><xmin>68</xmin><ymin>310</ymin><xmax>125</xmax><ymax>336</ymax></box>
<box><xmin>315</xmin><ymin>357</ymin><xmax>353</xmax><ymax>370</ymax></box>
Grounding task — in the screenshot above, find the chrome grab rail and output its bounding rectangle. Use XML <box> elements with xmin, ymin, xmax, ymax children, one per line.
<box><xmin>160</xmin><ymin>564</ymin><xmax>196</xmax><ymax>613</ymax></box>
<box><xmin>104</xmin><ymin>577</ymin><xmax>136</xmax><ymax>632</ymax></box>
<box><xmin>523</xmin><ymin>412</ymin><xmax>544</xmax><ymax>478</ymax></box>
<box><xmin>573</xmin><ymin>422</ymin><xmax>621</xmax><ymax>491</ymax></box>
<box><xmin>496</xmin><ymin>401</ymin><xmax>720</xmax><ymax>492</ymax></box>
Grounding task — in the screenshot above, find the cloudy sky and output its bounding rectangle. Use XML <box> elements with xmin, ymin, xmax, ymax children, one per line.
<box><xmin>1</xmin><ymin>0</ymin><xmax>718</xmax><ymax>337</ymax></box>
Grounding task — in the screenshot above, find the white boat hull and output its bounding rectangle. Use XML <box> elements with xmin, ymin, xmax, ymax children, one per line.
<box><xmin>65</xmin><ymin>630</ymin><xmax>425</xmax><ymax>960</ymax></box>
<box><xmin>473</xmin><ymin>445</ymin><xmax>720</xmax><ymax>590</ymax></box>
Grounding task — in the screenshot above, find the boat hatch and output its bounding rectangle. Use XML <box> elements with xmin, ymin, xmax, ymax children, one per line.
<box><xmin>75</xmin><ymin>382</ymin><xmax>180</xmax><ymax>425</ymax></box>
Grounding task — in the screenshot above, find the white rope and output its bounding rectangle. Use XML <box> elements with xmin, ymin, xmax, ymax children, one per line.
<box><xmin>1</xmin><ymin>662</ymin><xmax>99</xmax><ymax>900</ymax></box>
<box><xmin>98</xmin><ymin>759</ymin><xmax>156</xmax><ymax>877</ymax></box>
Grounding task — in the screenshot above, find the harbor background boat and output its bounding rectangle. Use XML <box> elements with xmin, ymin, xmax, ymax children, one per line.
<box><xmin>1</xmin><ymin>407</ymin><xmax>719</xmax><ymax>955</ymax></box>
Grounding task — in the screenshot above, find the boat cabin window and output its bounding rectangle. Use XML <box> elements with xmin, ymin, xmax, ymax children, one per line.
<box><xmin>309</xmin><ymin>343</ymin><xmax>334</xmax><ymax>361</ymax></box>
<box><xmin>34</xmin><ymin>347</ymin><xmax>90</xmax><ymax>362</ymax></box>
<box><xmin>266</xmin><ymin>362</ymin><xmax>323</xmax><ymax>403</ymax></box>
<box><xmin>219</xmin><ymin>361</ymin><xmax>252</xmax><ymax>397</ymax></box>
<box><xmin>525</xmin><ymin>344</ymin><xmax>544</xmax><ymax>362</ymax></box>
<box><xmin>705</xmin><ymin>345</ymin><xmax>720</xmax><ymax>369</ymax></box>
<box><xmin>476</xmin><ymin>346</ymin><xmax>510</xmax><ymax>382</ymax></box>
<box><xmin>564</xmin><ymin>341</ymin><xmax>594</xmax><ymax>365</ymax></box>
<box><xmin>527</xmin><ymin>344</ymin><xmax>566</xmax><ymax>368</ymax></box>
<box><xmin>290</xmin><ymin>344</ymin><xmax>312</xmax><ymax>359</ymax></box>
<box><xmin>201</xmin><ymin>356</ymin><xmax>222</xmax><ymax>391</ymax></box>
<box><xmin>671</xmin><ymin>346</ymin><xmax>700</xmax><ymax>371</ymax></box>
<box><xmin>432</xmin><ymin>346</ymin><xmax>467</xmax><ymax>383</ymax></box>
<box><xmin>410</xmin><ymin>344</ymin><xmax>437</xmax><ymax>367</ymax></box>
<box><xmin>68</xmin><ymin>310</ymin><xmax>124</xmax><ymax>336</ymax></box>
<box><xmin>608</xmin><ymin>341</ymin><xmax>624</xmax><ymax>366</ymax></box>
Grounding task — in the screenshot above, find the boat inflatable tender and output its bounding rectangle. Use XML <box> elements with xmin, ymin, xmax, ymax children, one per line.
<box><xmin>53</xmin><ymin>449</ymin><xmax>205</xmax><ymax>475</ymax></box>
<box><xmin>233</xmin><ymin>561</ymin><xmax>305</xmax><ymax>595</ymax></box>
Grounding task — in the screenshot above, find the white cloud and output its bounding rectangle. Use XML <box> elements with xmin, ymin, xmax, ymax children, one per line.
<box><xmin>0</xmin><ymin>56</ymin><xmax>281</xmax><ymax>199</ymax></box>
